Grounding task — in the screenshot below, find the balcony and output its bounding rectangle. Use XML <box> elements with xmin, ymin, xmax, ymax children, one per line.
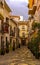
<box><xmin>28</xmin><ymin>4</ymin><xmax>37</xmax><ymax>15</ymax></box>
<box><xmin>33</xmin><ymin>5</ymin><xmax>37</xmax><ymax>14</ymax></box>
<box><xmin>1</xmin><ymin>22</ymin><xmax>9</xmax><ymax>34</ymax></box>
<box><xmin>28</xmin><ymin>9</ymin><xmax>33</xmax><ymax>15</ymax></box>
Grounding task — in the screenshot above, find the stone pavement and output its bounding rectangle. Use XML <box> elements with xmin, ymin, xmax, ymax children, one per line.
<box><xmin>0</xmin><ymin>46</ymin><xmax>40</xmax><ymax>65</ymax></box>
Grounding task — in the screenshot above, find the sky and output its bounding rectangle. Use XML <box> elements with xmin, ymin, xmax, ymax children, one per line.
<box><xmin>6</xmin><ymin>0</ymin><xmax>29</xmax><ymax>20</ymax></box>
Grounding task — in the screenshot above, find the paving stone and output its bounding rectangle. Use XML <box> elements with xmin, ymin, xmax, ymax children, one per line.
<box><xmin>10</xmin><ymin>63</ymin><xmax>16</xmax><ymax>65</ymax></box>
<box><xmin>0</xmin><ymin>46</ymin><xmax>40</xmax><ymax>65</ymax></box>
<box><xmin>18</xmin><ymin>63</ymin><xmax>28</xmax><ymax>65</ymax></box>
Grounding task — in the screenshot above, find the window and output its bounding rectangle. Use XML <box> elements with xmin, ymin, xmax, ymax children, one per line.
<box><xmin>6</xmin><ymin>17</ymin><xmax>9</xmax><ymax>24</ymax></box>
<box><xmin>1</xmin><ymin>20</ymin><xmax>4</xmax><ymax>33</ymax></box>
<box><xmin>2</xmin><ymin>17</ymin><xmax>9</xmax><ymax>33</ymax></box>
<box><xmin>22</xmin><ymin>26</ymin><xmax>25</xmax><ymax>29</ymax></box>
<box><xmin>3</xmin><ymin>23</ymin><xmax>9</xmax><ymax>33</ymax></box>
<box><xmin>22</xmin><ymin>32</ymin><xmax>25</xmax><ymax>38</ymax></box>
<box><xmin>14</xmin><ymin>27</ymin><xmax>16</xmax><ymax>32</ymax></box>
<box><xmin>13</xmin><ymin>27</ymin><xmax>16</xmax><ymax>36</ymax></box>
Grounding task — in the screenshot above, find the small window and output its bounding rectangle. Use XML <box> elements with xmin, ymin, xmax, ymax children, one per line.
<box><xmin>22</xmin><ymin>32</ymin><xmax>25</xmax><ymax>38</ymax></box>
<box><xmin>6</xmin><ymin>17</ymin><xmax>9</xmax><ymax>23</ymax></box>
<box><xmin>22</xmin><ymin>26</ymin><xmax>25</xmax><ymax>29</ymax></box>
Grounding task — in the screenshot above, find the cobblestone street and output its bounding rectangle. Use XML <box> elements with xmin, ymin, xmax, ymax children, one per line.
<box><xmin>0</xmin><ymin>46</ymin><xmax>40</xmax><ymax>65</ymax></box>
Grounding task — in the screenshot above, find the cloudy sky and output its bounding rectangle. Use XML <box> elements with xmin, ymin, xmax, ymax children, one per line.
<box><xmin>6</xmin><ymin>0</ymin><xmax>29</xmax><ymax>20</ymax></box>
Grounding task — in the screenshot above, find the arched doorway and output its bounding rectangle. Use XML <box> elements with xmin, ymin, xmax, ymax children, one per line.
<box><xmin>21</xmin><ymin>38</ymin><xmax>26</xmax><ymax>45</ymax></box>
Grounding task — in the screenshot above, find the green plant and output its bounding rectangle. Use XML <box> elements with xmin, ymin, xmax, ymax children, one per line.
<box><xmin>32</xmin><ymin>22</ymin><xmax>38</xmax><ymax>30</ymax></box>
<box><xmin>37</xmin><ymin>23</ymin><xmax>40</xmax><ymax>29</ymax></box>
<box><xmin>28</xmin><ymin>36</ymin><xmax>39</xmax><ymax>59</ymax></box>
<box><xmin>9</xmin><ymin>43</ymin><xmax>12</xmax><ymax>51</ymax></box>
<box><xmin>32</xmin><ymin>22</ymin><xmax>40</xmax><ymax>30</ymax></box>
<box><xmin>28</xmin><ymin>22</ymin><xmax>40</xmax><ymax>59</ymax></box>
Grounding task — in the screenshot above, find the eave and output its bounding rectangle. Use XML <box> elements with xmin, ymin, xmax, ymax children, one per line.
<box><xmin>4</xmin><ymin>1</ymin><xmax>11</xmax><ymax>12</ymax></box>
<box><xmin>10</xmin><ymin>15</ymin><xmax>20</xmax><ymax>20</ymax></box>
<box><xmin>10</xmin><ymin>19</ymin><xmax>17</xmax><ymax>26</ymax></box>
<box><xmin>18</xmin><ymin>21</ymin><xmax>28</xmax><ymax>25</ymax></box>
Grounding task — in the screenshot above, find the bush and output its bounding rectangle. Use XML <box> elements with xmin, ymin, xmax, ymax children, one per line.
<box><xmin>9</xmin><ymin>43</ymin><xmax>12</xmax><ymax>51</ymax></box>
<box><xmin>28</xmin><ymin>22</ymin><xmax>40</xmax><ymax>59</ymax></box>
<box><xmin>32</xmin><ymin>22</ymin><xmax>38</xmax><ymax>30</ymax></box>
<box><xmin>32</xmin><ymin>22</ymin><xmax>40</xmax><ymax>30</ymax></box>
<box><xmin>28</xmin><ymin>37</ymin><xmax>39</xmax><ymax>59</ymax></box>
<box><xmin>28</xmin><ymin>41</ymin><xmax>32</xmax><ymax>49</ymax></box>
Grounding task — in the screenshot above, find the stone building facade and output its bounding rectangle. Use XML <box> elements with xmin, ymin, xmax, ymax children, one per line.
<box><xmin>18</xmin><ymin>21</ymin><xmax>29</xmax><ymax>46</ymax></box>
<box><xmin>0</xmin><ymin>0</ymin><xmax>11</xmax><ymax>53</ymax></box>
<box><xmin>0</xmin><ymin>0</ymin><xmax>20</xmax><ymax>53</ymax></box>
